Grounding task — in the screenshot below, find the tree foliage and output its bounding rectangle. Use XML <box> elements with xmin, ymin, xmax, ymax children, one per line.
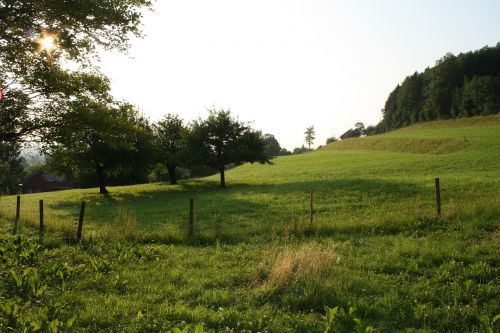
<box><xmin>187</xmin><ymin>109</ymin><xmax>270</xmax><ymax>188</ymax></box>
<box><xmin>340</xmin><ymin>122</ymin><xmax>365</xmax><ymax>140</ymax></box>
<box><xmin>0</xmin><ymin>0</ymin><xmax>152</xmax><ymax>60</ymax></box>
<box><xmin>154</xmin><ymin>114</ymin><xmax>187</xmax><ymax>185</ymax></box>
<box><xmin>292</xmin><ymin>146</ymin><xmax>311</xmax><ymax>154</ymax></box>
<box><xmin>0</xmin><ymin>0</ymin><xmax>152</xmax><ymax>145</ymax></box>
<box><xmin>326</xmin><ymin>136</ymin><xmax>338</xmax><ymax>144</ymax></box>
<box><xmin>263</xmin><ymin>134</ymin><xmax>290</xmax><ymax>157</ymax></box>
<box><xmin>45</xmin><ymin>75</ymin><xmax>153</xmax><ymax>194</ymax></box>
<box><xmin>379</xmin><ymin>44</ymin><xmax>500</xmax><ymax>131</ymax></box>
<box><xmin>0</xmin><ymin>141</ymin><xmax>25</xmax><ymax>194</ymax></box>
<box><xmin>304</xmin><ymin>126</ymin><xmax>315</xmax><ymax>149</ymax></box>
<box><xmin>0</xmin><ymin>0</ymin><xmax>152</xmax><ymax>192</ymax></box>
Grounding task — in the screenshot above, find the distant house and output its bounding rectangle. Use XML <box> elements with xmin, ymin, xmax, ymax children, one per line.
<box><xmin>23</xmin><ymin>169</ymin><xmax>77</xmax><ymax>194</ymax></box>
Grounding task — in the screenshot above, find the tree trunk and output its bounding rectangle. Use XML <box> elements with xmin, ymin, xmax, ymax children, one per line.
<box><xmin>167</xmin><ymin>163</ymin><xmax>177</xmax><ymax>185</ymax></box>
<box><xmin>219</xmin><ymin>167</ymin><xmax>225</xmax><ymax>188</ymax></box>
<box><xmin>96</xmin><ymin>165</ymin><xmax>108</xmax><ymax>194</ymax></box>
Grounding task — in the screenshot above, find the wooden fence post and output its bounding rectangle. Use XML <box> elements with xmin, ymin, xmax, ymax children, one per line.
<box><xmin>188</xmin><ymin>198</ymin><xmax>194</xmax><ymax>237</ymax></box>
<box><xmin>39</xmin><ymin>200</ymin><xmax>44</xmax><ymax>233</ymax></box>
<box><xmin>435</xmin><ymin>178</ymin><xmax>441</xmax><ymax>216</ymax></box>
<box><xmin>13</xmin><ymin>195</ymin><xmax>20</xmax><ymax>234</ymax></box>
<box><xmin>16</xmin><ymin>195</ymin><xmax>20</xmax><ymax>220</ymax></box>
<box><xmin>309</xmin><ymin>189</ymin><xmax>314</xmax><ymax>226</ymax></box>
<box><xmin>76</xmin><ymin>201</ymin><xmax>86</xmax><ymax>241</ymax></box>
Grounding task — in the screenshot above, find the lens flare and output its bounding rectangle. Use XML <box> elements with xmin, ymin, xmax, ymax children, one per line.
<box><xmin>36</xmin><ymin>32</ymin><xmax>59</xmax><ymax>56</ymax></box>
<box><xmin>40</xmin><ymin>36</ymin><xmax>56</xmax><ymax>51</ymax></box>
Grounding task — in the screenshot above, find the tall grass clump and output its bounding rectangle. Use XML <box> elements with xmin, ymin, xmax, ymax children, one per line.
<box><xmin>107</xmin><ymin>208</ymin><xmax>139</xmax><ymax>240</ymax></box>
<box><xmin>268</xmin><ymin>242</ymin><xmax>338</xmax><ymax>287</ymax></box>
<box><xmin>255</xmin><ymin>242</ymin><xmax>340</xmax><ymax>311</ymax></box>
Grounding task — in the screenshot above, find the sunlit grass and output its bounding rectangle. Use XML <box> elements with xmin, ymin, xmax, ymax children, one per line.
<box><xmin>0</xmin><ymin>115</ymin><xmax>499</xmax><ymax>331</ymax></box>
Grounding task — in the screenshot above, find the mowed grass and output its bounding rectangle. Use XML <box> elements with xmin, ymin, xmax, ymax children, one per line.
<box><xmin>0</xmin><ymin>115</ymin><xmax>499</xmax><ymax>332</ymax></box>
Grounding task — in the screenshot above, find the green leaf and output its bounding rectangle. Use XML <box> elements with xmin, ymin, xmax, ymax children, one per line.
<box><xmin>9</xmin><ymin>269</ymin><xmax>22</xmax><ymax>288</ymax></box>
<box><xmin>66</xmin><ymin>317</ymin><xmax>76</xmax><ymax>328</ymax></box>
<box><xmin>136</xmin><ymin>310</ymin><xmax>143</xmax><ymax>320</ymax></box>
<box><xmin>49</xmin><ymin>319</ymin><xmax>61</xmax><ymax>333</ymax></box>
<box><xmin>36</xmin><ymin>285</ymin><xmax>48</xmax><ymax>297</ymax></box>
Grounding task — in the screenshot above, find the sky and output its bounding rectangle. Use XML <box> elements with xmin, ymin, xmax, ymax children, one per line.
<box><xmin>99</xmin><ymin>0</ymin><xmax>500</xmax><ymax>150</ymax></box>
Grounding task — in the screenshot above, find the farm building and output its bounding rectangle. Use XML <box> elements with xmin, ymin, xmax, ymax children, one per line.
<box><xmin>22</xmin><ymin>169</ymin><xmax>77</xmax><ymax>194</ymax></box>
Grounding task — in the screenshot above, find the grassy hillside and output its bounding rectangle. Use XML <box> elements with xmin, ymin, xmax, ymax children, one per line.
<box><xmin>1</xmin><ymin>115</ymin><xmax>499</xmax><ymax>332</ymax></box>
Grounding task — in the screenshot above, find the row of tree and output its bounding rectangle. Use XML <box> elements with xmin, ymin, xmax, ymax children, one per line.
<box><xmin>0</xmin><ymin>1</ymin><xmax>304</xmax><ymax>194</ymax></box>
<box><xmin>311</xmin><ymin>45</ymin><xmax>500</xmax><ymax>145</ymax></box>
<box><xmin>155</xmin><ymin>111</ymin><xmax>271</xmax><ymax>189</ymax></box>
<box><xmin>376</xmin><ymin>43</ymin><xmax>500</xmax><ymax>132</ymax></box>
<box><xmin>47</xmin><ymin>101</ymin><xmax>270</xmax><ymax>193</ymax></box>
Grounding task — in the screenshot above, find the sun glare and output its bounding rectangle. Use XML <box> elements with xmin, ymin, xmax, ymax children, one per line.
<box><xmin>37</xmin><ymin>33</ymin><xmax>58</xmax><ymax>55</ymax></box>
<box><xmin>41</xmin><ymin>36</ymin><xmax>55</xmax><ymax>50</ymax></box>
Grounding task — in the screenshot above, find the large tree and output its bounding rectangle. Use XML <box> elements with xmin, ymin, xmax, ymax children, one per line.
<box><xmin>187</xmin><ymin>109</ymin><xmax>270</xmax><ymax>188</ymax></box>
<box><xmin>46</xmin><ymin>75</ymin><xmax>153</xmax><ymax>194</ymax></box>
<box><xmin>263</xmin><ymin>134</ymin><xmax>290</xmax><ymax>157</ymax></box>
<box><xmin>0</xmin><ymin>0</ymin><xmax>152</xmax><ymax>59</ymax></box>
<box><xmin>0</xmin><ymin>0</ymin><xmax>152</xmax><ymax>145</ymax></box>
<box><xmin>154</xmin><ymin>114</ymin><xmax>186</xmax><ymax>185</ymax></box>
<box><xmin>458</xmin><ymin>75</ymin><xmax>500</xmax><ymax>117</ymax></box>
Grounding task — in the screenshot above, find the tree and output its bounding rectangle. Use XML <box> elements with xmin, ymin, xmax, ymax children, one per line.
<box><xmin>0</xmin><ymin>0</ymin><xmax>152</xmax><ymax>146</ymax></box>
<box><xmin>279</xmin><ymin>148</ymin><xmax>292</xmax><ymax>156</ymax></box>
<box><xmin>0</xmin><ymin>1</ymin><xmax>152</xmax><ymax>60</ymax></box>
<box><xmin>292</xmin><ymin>145</ymin><xmax>310</xmax><ymax>154</ymax></box>
<box><xmin>397</xmin><ymin>72</ymin><xmax>425</xmax><ymax>123</ymax></box>
<box><xmin>377</xmin><ymin>44</ymin><xmax>500</xmax><ymax>132</ymax></box>
<box><xmin>0</xmin><ymin>141</ymin><xmax>25</xmax><ymax>194</ymax></box>
<box><xmin>364</xmin><ymin>125</ymin><xmax>383</xmax><ymax>136</ymax></box>
<box><xmin>118</xmin><ymin>104</ymin><xmax>155</xmax><ymax>185</ymax></box>
<box><xmin>458</xmin><ymin>76</ymin><xmax>500</xmax><ymax>116</ymax></box>
<box><xmin>154</xmin><ymin>114</ymin><xmax>186</xmax><ymax>185</ymax></box>
<box><xmin>354</xmin><ymin>122</ymin><xmax>365</xmax><ymax>136</ymax></box>
<box><xmin>187</xmin><ymin>109</ymin><xmax>270</xmax><ymax>188</ymax></box>
<box><xmin>46</xmin><ymin>75</ymin><xmax>153</xmax><ymax>194</ymax></box>
<box><xmin>262</xmin><ymin>134</ymin><xmax>291</xmax><ymax>156</ymax></box>
<box><xmin>340</xmin><ymin>123</ymin><xmax>365</xmax><ymax>140</ymax></box>
<box><xmin>422</xmin><ymin>53</ymin><xmax>464</xmax><ymax>121</ymax></box>
<box><xmin>381</xmin><ymin>84</ymin><xmax>400</xmax><ymax>131</ymax></box>
<box><xmin>326</xmin><ymin>136</ymin><xmax>338</xmax><ymax>144</ymax></box>
<box><xmin>304</xmin><ymin>126</ymin><xmax>315</xmax><ymax>149</ymax></box>
<box><xmin>263</xmin><ymin>134</ymin><xmax>284</xmax><ymax>157</ymax></box>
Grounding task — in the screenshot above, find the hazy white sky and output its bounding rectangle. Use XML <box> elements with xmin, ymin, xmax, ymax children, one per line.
<box><xmin>99</xmin><ymin>0</ymin><xmax>500</xmax><ymax>150</ymax></box>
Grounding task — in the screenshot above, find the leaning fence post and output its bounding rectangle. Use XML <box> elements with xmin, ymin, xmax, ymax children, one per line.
<box><xmin>13</xmin><ymin>195</ymin><xmax>20</xmax><ymax>234</ymax></box>
<box><xmin>39</xmin><ymin>200</ymin><xmax>44</xmax><ymax>233</ymax></box>
<box><xmin>76</xmin><ymin>201</ymin><xmax>86</xmax><ymax>241</ymax></box>
<box><xmin>188</xmin><ymin>198</ymin><xmax>194</xmax><ymax>237</ymax></box>
<box><xmin>435</xmin><ymin>178</ymin><xmax>441</xmax><ymax>216</ymax></box>
<box><xmin>309</xmin><ymin>189</ymin><xmax>314</xmax><ymax>226</ymax></box>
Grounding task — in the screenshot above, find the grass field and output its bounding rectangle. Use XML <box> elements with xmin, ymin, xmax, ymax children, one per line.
<box><xmin>1</xmin><ymin>115</ymin><xmax>499</xmax><ymax>332</ymax></box>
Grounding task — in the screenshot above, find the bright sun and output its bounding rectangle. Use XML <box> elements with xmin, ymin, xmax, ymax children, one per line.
<box><xmin>41</xmin><ymin>36</ymin><xmax>55</xmax><ymax>50</ymax></box>
<box><xmin>37</xmin><ymin>34</ymin><xmax>58</xmax><ymax>55</ymax></box>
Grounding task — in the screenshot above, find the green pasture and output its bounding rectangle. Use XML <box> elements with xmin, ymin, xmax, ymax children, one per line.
<box><xmin>0</xmin><ymin>115</ymin><xmax>499</xmax><ymax>332</ymax></box>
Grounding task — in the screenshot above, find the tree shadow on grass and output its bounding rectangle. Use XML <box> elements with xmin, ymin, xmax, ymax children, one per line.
<box><xmin>41</xmin><ymin>177</ymin><xmax>437</xmax><ymax>244</ymax></box>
